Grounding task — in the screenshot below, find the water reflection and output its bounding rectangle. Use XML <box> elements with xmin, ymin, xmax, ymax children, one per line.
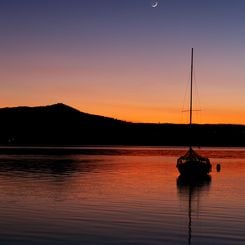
<box><xmin>0</xmin><ymin>156</ymin><xmax>110</xmax><ymax>199</ymax></box>
<box><xmin>0</xmin><ymin>147</ymin><xmax>244</xmax><ymax>244</ymax></box>
<box><xmin>0</xmin><ymin>156</ymin><xmax>105</xmax><ymax>178</ymax></box>
<box><xmin>177</xmin><ymin>175</ymin><xmax>212</xmax><ymax>245</ymax></box>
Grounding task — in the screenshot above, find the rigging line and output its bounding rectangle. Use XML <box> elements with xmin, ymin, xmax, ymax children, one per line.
<box><xmin>193</xmin><ymin>61</ymin><xmax>203</xmax><ymax>124</ymax></box>
<box><xmin>180</xmin><ymin>63</ymin><xmax>192</xmax><ymax>124</ymax></box>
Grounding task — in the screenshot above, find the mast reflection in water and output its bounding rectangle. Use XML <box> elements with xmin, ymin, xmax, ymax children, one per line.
<box><xmin>177</xmin><ymin>175</ymin><xmax>212</xmax><ymax>245</ymax></box>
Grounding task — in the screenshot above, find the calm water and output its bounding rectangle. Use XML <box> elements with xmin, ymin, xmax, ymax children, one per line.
<box><xmin>0</xmin><ymin>146</ymin><xmax>244</xmax><ymax>245</ymax></box>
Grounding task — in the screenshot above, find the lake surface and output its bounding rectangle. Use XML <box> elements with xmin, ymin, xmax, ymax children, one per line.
<box><xmin>0</xmin><ymin>146</ymin><xmax>244</xmax><ymax>244</ymax></box>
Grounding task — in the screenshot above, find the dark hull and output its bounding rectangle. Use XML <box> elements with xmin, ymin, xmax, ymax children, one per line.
<box><xmin>177</xmin><ymin>160</ymin><xmax>212</xmax><ymax>176</ymax></box>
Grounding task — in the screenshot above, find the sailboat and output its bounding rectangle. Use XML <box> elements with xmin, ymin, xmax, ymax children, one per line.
<box><xmin>176</xmin><ymin>48</ymin><xmax>212</xmax><ymax>176</ymax></box>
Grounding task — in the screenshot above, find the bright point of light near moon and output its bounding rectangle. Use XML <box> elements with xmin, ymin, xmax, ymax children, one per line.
<box><xmin>152</xmin><ymin>1</ymin><xmax>158</xmax><ymax>8</ymax></box>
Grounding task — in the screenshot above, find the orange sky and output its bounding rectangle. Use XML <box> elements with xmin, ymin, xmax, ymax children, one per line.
<box><xmin>2</xmin><ymin>54</ymin><xmax>245</xmax><ymax>124</ymax></box>
<box><xmin>1</xmin><ymin>1</ymin><xmax>245</xmax><ymax>124</ymax></box>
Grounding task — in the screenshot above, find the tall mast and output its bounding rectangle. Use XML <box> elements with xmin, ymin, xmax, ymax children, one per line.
<box><xmin>189</xmin><ymin>48</ymin><xmax>193</xmax><ymax>149</ymax></box>
<box><xmin>190</xmin><ymin>48</ymin><xmax>193</xmax><ymax>126</ymax></box>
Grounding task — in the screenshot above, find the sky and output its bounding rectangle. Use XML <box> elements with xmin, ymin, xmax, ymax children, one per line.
<box><xmin>1</xmin><ymin>0</ymin><xmax>245</xmax><ymax>124</ymax></box>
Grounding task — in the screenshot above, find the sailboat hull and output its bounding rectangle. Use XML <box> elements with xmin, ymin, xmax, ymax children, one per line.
<box><xmin>177</xmin><ymin>160</ymin><xmax>212</xmax><ymax>176</ymax></box>
<box><xmin>176</xmin><ymin>148</ymin><xmax>212</xmax><ymax>176</ymax></box>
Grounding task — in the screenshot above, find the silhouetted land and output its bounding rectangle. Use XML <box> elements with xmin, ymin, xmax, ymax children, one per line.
<box><xmin>0</xmin><ymin>103</ymin><xmax>245</xmax><ymax>146</ymax></box>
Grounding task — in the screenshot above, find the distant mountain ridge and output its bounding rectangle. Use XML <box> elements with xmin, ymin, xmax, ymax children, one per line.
<box><xmin>0</xmin><ymin>103</ymin><xmax>125</xmax><ymax>123</ymax></box>
<box><xmin>0</xmin><ymin>103</ymin><xmax>130</xmax><ymax>145</ymax></box>
<box><xmin>0</xmin><ymin>103</ymin><xmax>245</xmax><ymax>146</ymax></box>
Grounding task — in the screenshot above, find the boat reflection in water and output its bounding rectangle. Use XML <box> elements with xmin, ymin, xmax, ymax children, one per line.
<box><xmin>177</xmin><ymin>175</ymin><xmax>212</xmax><ymax>245</ymax></box>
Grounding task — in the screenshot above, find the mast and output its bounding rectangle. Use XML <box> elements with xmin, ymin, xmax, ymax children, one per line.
<box><xmin>190</xmin><ymin>48</ymin><xmax>193</xmax><ymax>127</ymax></box>
<box><xmin>189</xmin><ymin>48</ymin><xmax>193</xmax><ymax>149</ymax></box>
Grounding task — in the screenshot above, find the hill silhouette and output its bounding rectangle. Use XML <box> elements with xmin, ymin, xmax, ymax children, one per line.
<box><xmin>0</xmin><ymin>103</ymin><xmax>245</xmax><ymax>146</ymax></box>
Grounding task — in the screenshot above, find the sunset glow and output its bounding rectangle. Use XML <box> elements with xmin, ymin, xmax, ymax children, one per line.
<box><xmin>1</xmin><ymin>0</ymin><xmax>245</xmax><ymax>124</ymax></box>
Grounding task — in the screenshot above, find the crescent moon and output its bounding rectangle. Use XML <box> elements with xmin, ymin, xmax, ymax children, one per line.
<box><xmin>152</xmin><ymin>1</ymin><xmax>158</xmax><ymax>8</ymax></box>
